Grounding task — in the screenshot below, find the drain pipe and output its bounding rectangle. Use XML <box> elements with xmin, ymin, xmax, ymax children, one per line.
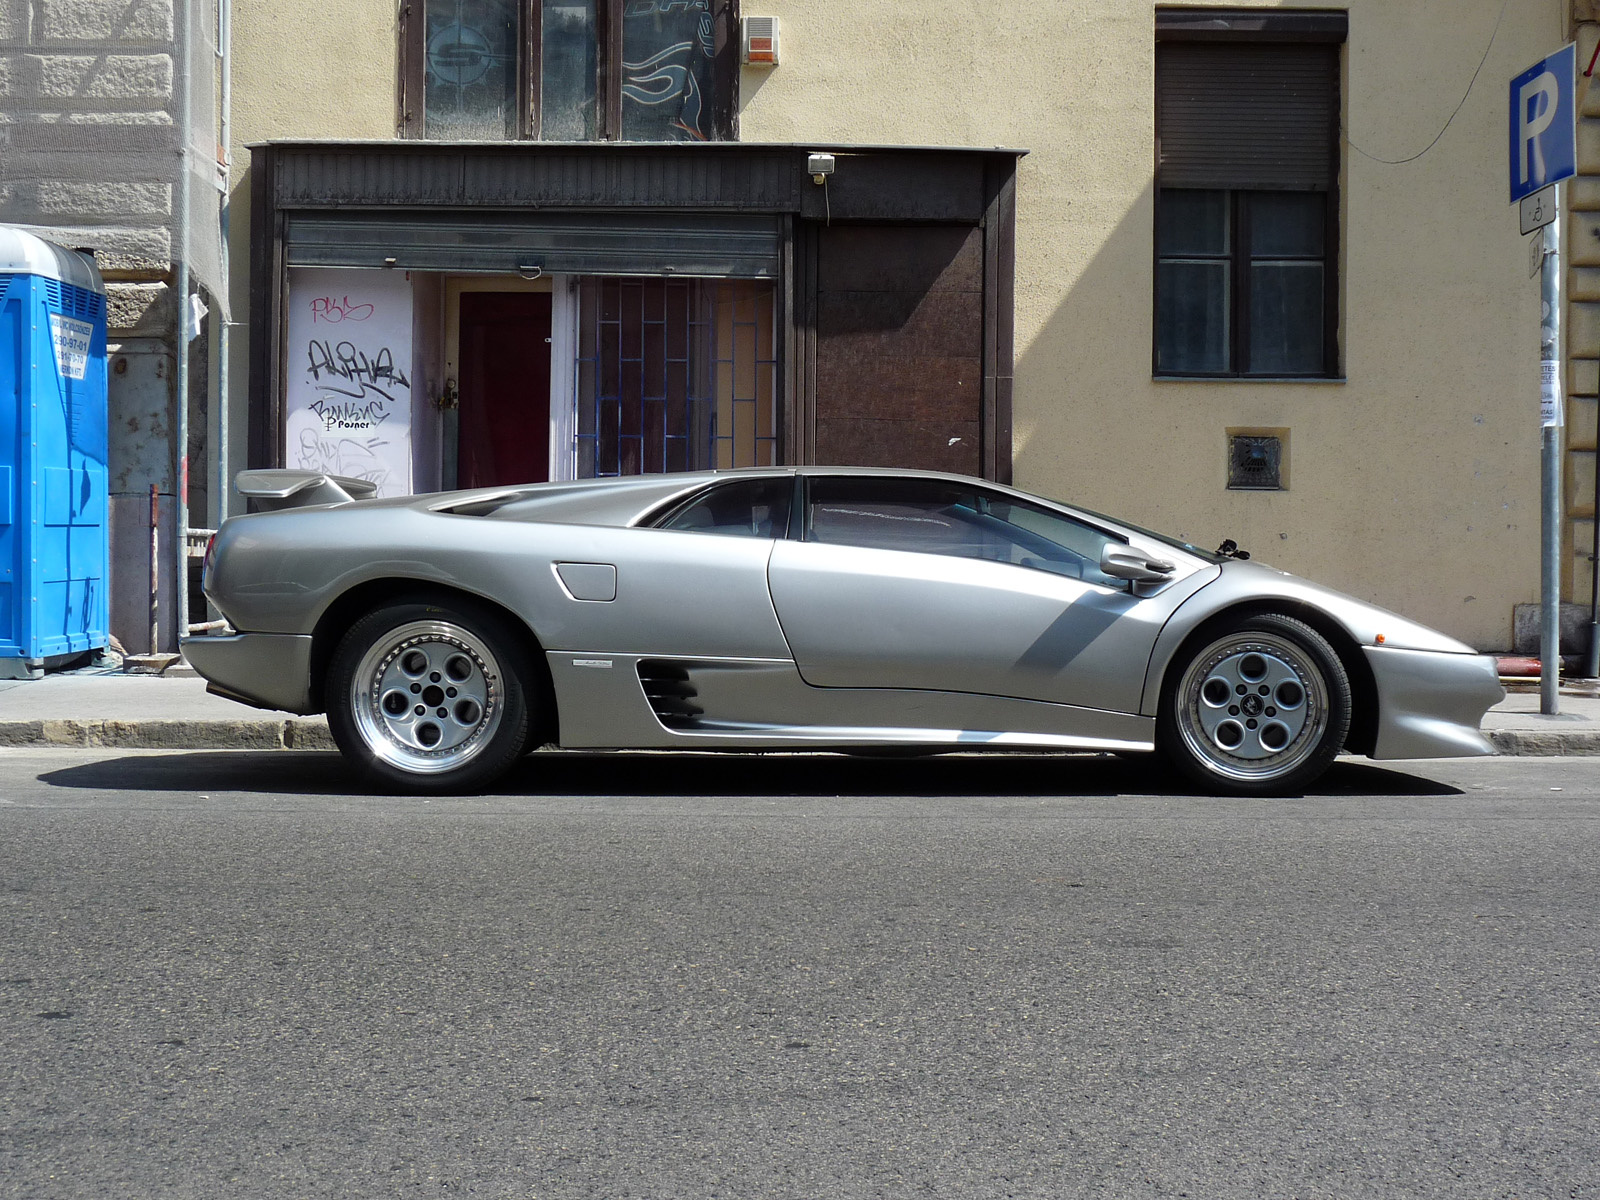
<box><xmin>216</xmin><ymin>0</ymin><xmax>232</xmax><ymax>538</ymax></box>
<box><xmin>173</xmin><ymin>0</ymin><xmax>192</xmax><ymax>650</ymax></box>
<box><xmin>149</xmin><ymin>484</ymin><xmax>159</xmax><ymax>654</ymax></box>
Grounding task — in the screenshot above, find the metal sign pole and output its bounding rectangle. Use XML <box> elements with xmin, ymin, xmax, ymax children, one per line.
<box><xmin>1513</xmin><ymin>44</ymin><xmax>1577</xmax><ymax>714</ymax></box>
<box><xmin>1540</xmin><ymin>203</ymin><xmax>1562</xmax><ymax>714</ymax></box>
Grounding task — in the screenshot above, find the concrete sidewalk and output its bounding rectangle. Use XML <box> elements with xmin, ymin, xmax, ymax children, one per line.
<box><xmin>0</xmin><ymin>664</ymin><xmax>1597</xmax><ymax>755</ymax></box>
<box><xmin>0</xmin><ymin>668</ymin><xmax>333</xmax><ymax>750</ymax></box>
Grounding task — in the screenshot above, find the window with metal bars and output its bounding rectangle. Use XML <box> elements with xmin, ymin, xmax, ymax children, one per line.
<box><xmin>573</xmin><ymin>277</ymin><xmax>777</xmax><ymax>478</ymax></box>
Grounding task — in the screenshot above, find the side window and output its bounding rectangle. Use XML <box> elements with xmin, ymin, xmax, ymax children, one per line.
<box><xmin>805</xmin><ymin>478</ymin><xmax>1124</xmax><ymax>586</ymax></box>
<box><xmin>655</xmin><ymin>478</ymin><xmax>792</xmax><ymax>538</ymax></box>
<box><xmin>807</xmin><ymin>479</ymin><xmax>987</xmax><ymax>556</ymax></box>
<box><xmin>979</xmin><ymin>495</ymin><xmax>1125</xmax><ymax>587</ymax></box>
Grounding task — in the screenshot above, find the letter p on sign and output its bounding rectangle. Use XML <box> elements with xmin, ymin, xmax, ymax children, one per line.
<box><xmin>1519</xmin><ymin>71</ymin><xmax>1559</xmax><ymax>186</ymax></box>
<box><xmin>1510</xmin><ymin>44</ymin><xmax>1576</xmax><ymax>204</ymax></box>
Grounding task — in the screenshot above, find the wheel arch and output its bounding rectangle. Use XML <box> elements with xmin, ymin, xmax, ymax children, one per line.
<box><xmin>1151</xmin><ymin>600</ymin><xmax>1378</xmax><ymax>756</ymax></box>
<box><xmin>309</xmin><ymin>579</ymin><xmax>560</xmax><ymax>746</ymax></box>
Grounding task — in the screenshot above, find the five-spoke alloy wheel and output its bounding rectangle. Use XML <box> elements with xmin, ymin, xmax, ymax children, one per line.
<box><xmin>1158</xmin><ymin>613</ymin><xmax>1351</xmax><ymax>795</ymax></box>
<box><xmin>327</xmin><ymin>600</ymin><xmax>534</xmax><ymax>792</ymax></box>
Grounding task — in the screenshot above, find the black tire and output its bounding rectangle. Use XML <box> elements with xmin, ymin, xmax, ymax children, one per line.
<box><xmin>326</xmin><ymin>599</ymin><xmax>535</xmax><ymax>793</ymax></box>
<box><xmin>1157</xmin><ymin>613</ymin><xmax>1351</xmax><ymax>796</ymax></box>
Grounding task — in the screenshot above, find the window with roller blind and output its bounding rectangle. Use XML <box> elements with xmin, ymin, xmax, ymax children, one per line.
<box><xmin>1154</xmin><ymin>10</ymin><xmax>1345</xmax><ymax>378</ymax></box>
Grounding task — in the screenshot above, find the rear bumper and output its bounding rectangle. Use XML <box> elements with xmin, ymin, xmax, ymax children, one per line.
<box><xmin>182</xmin><ymin>632</ymin><xmax>318</xmax><ymax>715</ymax></box>
<box><xmin>1364</xmin><ymin>645</ymin><xmax>1503</xmax><ymax>760</ymax></box>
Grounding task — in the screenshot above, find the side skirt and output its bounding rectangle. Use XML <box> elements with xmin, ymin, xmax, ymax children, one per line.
<box><xmin>546</xmin><ymin>652</ymin><xmax>1155</xmax><ymax>752</ymax></box>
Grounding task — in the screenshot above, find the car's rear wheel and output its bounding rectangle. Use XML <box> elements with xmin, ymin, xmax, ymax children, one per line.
<box><xmin>326</xmin><ymin>600</ymin><xmax>533</xmax><ymax>793</ymax></box>
<box><xmin>1158</xmin><ymin>613</ymin><xmax>1351</xmax><ymax>795</ymax></box>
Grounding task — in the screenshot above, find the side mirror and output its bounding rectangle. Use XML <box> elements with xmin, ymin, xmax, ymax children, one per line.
<box><xmin>1100</xmin><ymin>544</ymin><xmax>1177</xmax><ymax>583</ymax></box>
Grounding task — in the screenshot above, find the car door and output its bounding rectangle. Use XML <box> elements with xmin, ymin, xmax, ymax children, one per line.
<box><xmin>766</xmin><ymin>475</ymin><xmax>1182</xmax><ymax>715</ymax></box>
<box><xmin>530</xmin><ymin>473</ymin><xmax>798</xmax><ymax>659</ymax></box>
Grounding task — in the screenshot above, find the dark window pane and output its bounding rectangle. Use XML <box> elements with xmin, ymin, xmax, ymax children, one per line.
<box><xmin>542</xmin><ymin>0</ymin><xmax>597</xmax><ymax>139</ymax></box>
<box><xmin>621</xmin><ymin>0</ymin><xmax>717</xmax><ymax>141</ymax></box>
<box><xmin>660</xmin><ymin>479</ymin><xmax>791</xmax><ymax>537</ymax></box>
<box><xmin>1249</xmin><ymin>191</ymin><xmax>1324</xmax><ymax>257</ymax></box>
<box><xmin>425</xmin><ymin>0</ymin><xmax>519</xmax><ymax>139</ymax></box>
<box><xmin>1158</xmin><ymin>189</ymin><xmax>1228</xmax><ymax>256</ymax></box>
<box><xmin>1249</xmin><ymin>262</ymin><xmax>1324</xmax><ymax>374</ymax></box>
<box><xmin>1157</xmin><ymin>260</ymin><xmax>1229</xmax><ymax>373</ymax></box>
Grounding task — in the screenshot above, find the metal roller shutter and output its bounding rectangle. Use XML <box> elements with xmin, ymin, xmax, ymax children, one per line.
<box><xmin>285</xmin><ymin>211</ymin><xmax>783</xmax><ymax>278</ymax></box>
<box><xmin>1157</xmin><ymin>41</ymin><xmax>1340</xmax><ymax>192</ymax></box>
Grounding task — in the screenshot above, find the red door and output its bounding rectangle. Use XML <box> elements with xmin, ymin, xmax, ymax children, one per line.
<box><xmin>457</xmin><ymin>291</ymin><xmax>553</xmax><ymax>489</ymax></box>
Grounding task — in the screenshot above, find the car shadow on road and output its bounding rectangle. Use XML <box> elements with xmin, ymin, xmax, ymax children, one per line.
<box><xmin>36</xmin><ymin>750</ymin><xmax>1463</xmax><ymax>799</ymax></box>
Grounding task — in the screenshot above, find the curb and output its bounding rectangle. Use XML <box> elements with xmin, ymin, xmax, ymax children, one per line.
<box><xmin>0</xmin><ymin>718</ymin><xmax>334</xmax><ymax>751</ymax></box>
<box><xmin>1485</xmin><ymin>729</ymin><xmax>1600</xmax><ymax>756</ymax></box>
<box><xmin>0</xmin><ymin>719</ymin><xmax>1596</xmax><ymax>756</ymax></box>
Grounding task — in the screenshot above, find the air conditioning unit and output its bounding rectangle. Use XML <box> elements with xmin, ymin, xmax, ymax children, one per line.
<box><xmin>743</xmin><ymin>15</ymin><xmax>779</xmax><ymax>66</ymax></box>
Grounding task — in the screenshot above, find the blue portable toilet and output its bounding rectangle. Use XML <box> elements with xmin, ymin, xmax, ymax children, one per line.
<box><xmin>0</xmin><ymin>226</ymin><xmax>110</xmax><ymax>679</ymax></box>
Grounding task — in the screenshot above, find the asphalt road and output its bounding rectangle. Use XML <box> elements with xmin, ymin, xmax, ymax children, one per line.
<box><xmin>2</xmin><ymin>749</ymin><xmax>1598</xmax><ymax>1200</ymax></box>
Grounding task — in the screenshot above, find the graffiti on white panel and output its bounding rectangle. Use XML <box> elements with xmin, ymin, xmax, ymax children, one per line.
<box><xmin>285</xmin><ymin>270</ymin><xmax>414</xmax><ymax>497</ymax></box>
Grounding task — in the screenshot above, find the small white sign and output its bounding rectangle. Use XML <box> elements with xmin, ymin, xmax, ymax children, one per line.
<box><xmin>1519</xmin><ymin>184</ymin><xmax>1557</xmax><ymax>235</ymax></box>
<box><xmin>48</xmin><ymin>313</ymin><xmax>93</xmax><ymax>381</ymax></box>
<box><xmin>1541</xmin><ymin>359</ymin><xmax>1564</xmax><ymax>427</ymax></box>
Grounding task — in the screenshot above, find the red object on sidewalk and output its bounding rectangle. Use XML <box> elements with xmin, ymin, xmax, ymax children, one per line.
<box><xmin>1495</xmin><ymin>656</ymin><xmax>1543</xmax><ymax>678</ymax></box>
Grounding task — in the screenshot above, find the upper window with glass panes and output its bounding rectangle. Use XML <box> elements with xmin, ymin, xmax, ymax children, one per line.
<box><xmin>1154</xmin><ymin>12</ymin><xmax>1345</xmax><ymax>378</ymax></box>
<box><xmin>403</xmin><ymin>0</ymin><xmax>737</xmax><ymax>142</ymax></box>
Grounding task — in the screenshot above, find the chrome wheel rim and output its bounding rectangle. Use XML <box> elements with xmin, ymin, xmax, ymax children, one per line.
<box><xmin>350</xmin><ymin>620</ymin><xmax>504</xmax><ymax>776</ymax></box>
<box><xmin>1174</xmin><ymin>631</ymin><xmax>1329</xmax><ymax>783</ymax></box>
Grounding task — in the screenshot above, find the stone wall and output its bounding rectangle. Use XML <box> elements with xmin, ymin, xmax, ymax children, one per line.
<box><xmin>0</xmin><ymin>0</ymin><xmax>177</xmax><ymax>279</ymax></box>
<box><xmin>0</xmin><ymin>0</ymin><xmax>192</xmax><ymax>653</ymax></box>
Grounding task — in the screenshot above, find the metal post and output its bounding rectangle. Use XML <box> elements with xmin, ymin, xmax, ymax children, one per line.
<box><xmin>148</xmin><ymin>484</ymin><xmax>159</xmax><ymax>655</ymax></box>
<box><xmin>1540</xmin><ymin>206</ymin><xmax>1563</xmax><ymax>714</ymax></box>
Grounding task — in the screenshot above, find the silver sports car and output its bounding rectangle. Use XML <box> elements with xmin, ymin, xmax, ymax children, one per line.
<box><xmin>186</xmin><ymin>466</ymin><xmax>1503</xmax><ymax>795</ymax></box>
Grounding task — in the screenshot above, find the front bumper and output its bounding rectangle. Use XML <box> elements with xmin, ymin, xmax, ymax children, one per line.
<box><xmin>1363</xmin><ymin>645</ymin><xmax>1503</xmax><ymax>760</ymax></box>
<box><xmin>181</xmin><ymin>632</ymin><xmax>318</xmax><ymax>715</ymax></box>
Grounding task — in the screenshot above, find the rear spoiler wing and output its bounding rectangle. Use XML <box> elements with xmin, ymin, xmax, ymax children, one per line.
<box><xmin>234</xmin><ymin>469</ymin><xmax>379</xmax><ymax>512</ymax></box>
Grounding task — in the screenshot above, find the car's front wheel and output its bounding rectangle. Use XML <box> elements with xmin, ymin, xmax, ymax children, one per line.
<box><xmin>1157</xmin><ymin>613</ymin><xmax>1351</xmax><ymax>795</ymax></box>
<box><xmin>326</xmin><ymin>599</ymin><xmax>533</xmax><ymax>793</ymax></box>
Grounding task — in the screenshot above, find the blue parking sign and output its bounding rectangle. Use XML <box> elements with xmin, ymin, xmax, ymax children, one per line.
<box><xmin>1510</xmin><ymin>43</ymin><xmax>1577</xmax><ymax>203</ymax></box>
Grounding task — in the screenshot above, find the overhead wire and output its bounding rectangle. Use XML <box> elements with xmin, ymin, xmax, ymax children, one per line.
<box><xmin>1343</xmin><ymin>0</ymin><xmax>1511</xmax><ymax>166</ymax></box>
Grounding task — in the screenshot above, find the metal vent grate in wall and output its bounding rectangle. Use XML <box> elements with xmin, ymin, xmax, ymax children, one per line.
<box><xmin>1228</xmin><ymin>435</ymin><xmax>1283</xmax><ymax>490</ymax></box>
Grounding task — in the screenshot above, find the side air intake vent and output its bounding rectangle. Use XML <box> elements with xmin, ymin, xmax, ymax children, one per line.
<box><xmin>637</xmin><ymin>660</ymin><xmax>703</xmax><ymax>728</ymax></box>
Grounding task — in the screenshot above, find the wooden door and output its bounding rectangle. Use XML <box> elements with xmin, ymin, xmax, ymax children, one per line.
<box><xmin>813</xmin><ymin>225</ymin><xmax>984</xmax><ymax>475</ymax></box>
<box><xmin>457</xmin><ymin>291</ymin><xmax>553</xmax><ymax>489</ymax></box>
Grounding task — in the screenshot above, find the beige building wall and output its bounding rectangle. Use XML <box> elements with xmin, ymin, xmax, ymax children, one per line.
<box><xmin>228</xmin><ymin>0</ymin><xmax>1562</xmax><ymax>650</ymax></box>
<box><xmin>742</xmin><ymin>0</ymin><xmax>1561</xmax><ymax>650</ymax></box>
<box><xmin>225</xmin><ymin>0</ymin><xmax>399</xmax><ymax>522</ymax></box>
